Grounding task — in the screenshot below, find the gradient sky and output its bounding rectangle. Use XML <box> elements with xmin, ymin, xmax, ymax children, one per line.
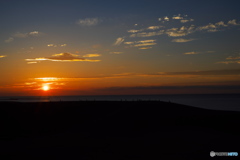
<box><xmin>1</xmin><ymin>0</ymin><xmax>240</xmax><ymax>96</ymax></box>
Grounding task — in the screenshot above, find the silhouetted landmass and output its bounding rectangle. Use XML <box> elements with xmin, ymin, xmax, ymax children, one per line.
<box><xmin>0</xmin><ymin>101</ymin><xmax>239</xmax><ymax>159</ymax></box>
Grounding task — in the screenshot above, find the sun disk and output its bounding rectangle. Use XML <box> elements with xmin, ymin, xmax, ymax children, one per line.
<box><xmin>42</xmin><ymin>85</ymin><xmax>49</xmax><ymax>91</ymax></box>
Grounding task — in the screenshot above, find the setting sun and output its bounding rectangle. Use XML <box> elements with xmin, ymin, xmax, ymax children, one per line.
<box><xmin>42</xmin><ymin>85</ymin><xmax>49</xmax><ymax>91</ymax></box>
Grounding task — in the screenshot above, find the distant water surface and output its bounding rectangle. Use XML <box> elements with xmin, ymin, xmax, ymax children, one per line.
<box><xmin>0</xmin><ymin>94</ymin><xmax>239</xmax><ymax>111</ymax></box>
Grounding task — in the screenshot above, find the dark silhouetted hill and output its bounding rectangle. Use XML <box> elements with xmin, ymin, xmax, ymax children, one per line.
<box><xmin>0</xmin><ymin>101</ymin><xmax>239</xmax><ymax>159</ymax></box>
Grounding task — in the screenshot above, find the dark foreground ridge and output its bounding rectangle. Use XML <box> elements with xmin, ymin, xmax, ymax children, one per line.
<box><xmin>0</xmin><ymin>101</ymin><xmax>239</xmax><ymax>159</ymax></box>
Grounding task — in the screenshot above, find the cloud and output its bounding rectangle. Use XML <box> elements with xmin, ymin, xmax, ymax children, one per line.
<box><xmin>226</xmin><ymin>56</ymin><xmax>240</xmax><ymax>60</ymax></box>
<box><xmin>172</xmin><ymin>14</ymin><xmax>184</xmax><ymax>20</ymax></box>
<box><xmin>29</xmin><ymin>31</ymin><xmax>40</xmax><ymax>36</ymax></box>
<box><xmin>34</xmin><ymin>77</ymin><xmax>64</xmax><ymax>81</ymax></box>
<box><xmin>228</xmin><ymin>19</ymin><xmax>240</xmax><ymax>25</ymax></box>
<box><xmin>27</xmin><ymin>62</ymin><xmax>37</xmax><ymax>64</ymax></box>
<box><xmin>183</xmin><ymin>51</ymin><xmax>215</xmax><ymax>55</ymax></box>
<box><xmin>127</xmin><ymin>18</ymin><xmax>239</xmax><ymax>40</ymax></box>
<box><xmin>0</xmin><ymin>55</ymin><xmax>7</xmax><ymax>58</ymax></box>
<box><xmin>76</xmin><ymin>18</ymin><xmax>100</xmax><ymax>26</ymax></box>
<box><xmin>180</xmin><ymin>19</ymin><xmax>194</xmax><ymax>23</ymax></box>
<box><xmin>60</xmin><ymin>44</ymin><xmax>67</xmax><ymax>47</ymax></box>
<box><xmin>13</xmin><ymin>31</ymin><xmax>42</xmax><ymax>38</ymax></box>
<box><xmin>134</xmin><ymin>43</ymin><xmax>156</xmax><ymax>47</ymax></box>
<box><xmin>137</xmin><ymin>40</ymin><xmax>156</xmax><ymax>43</ymax></box>
<box><xmin>5</xmin><ymin>31</ymin><xmax>43</xmax><ymax>43</ymax></box>
<box><xmin>134</xmin><ymin>39</ymin><xmax>157</xmax><ymax>49</ymax></box>
<box><xmin>155</xmin><ymin>69</ymin><xmax>240</xmax><ymax>76</ymax></box>
<box><xmin>124</xmin><ymin>42</ymin><xmax>134</xmax><ymax>45</ymax></box>
<box><xmin>94</xmin><ymin>69</ymin><xmax>240</xmax><ymax>93</ymax></box>
<box><xmin>130</xmin><ymin>30</ymin><xmax>164</xmax><ymax>38</ymax></box>
<box><xmin>216</xmin><ymin>55</ymin><xmax>240</xmax><ymax>64</ymax></box>
<box><xmin>124</xmin><ymin>39</ymin><xmax>156</xmax><ymax>48</ymax></box>
<box><xmin>215</xmin><ymin>21</ymin><xmax>228</xmax><ymax>27</ymax></box>
<box><xmin>164</xmin><ymin>16</ymin><xmax>170</xmax><ymax>21</ymax></box>
<box><xmin>165</xmin><ymin>26</ymin><xmax>193</xmax><ymax>37</ymax></box>
<box><xmin>109</xmin><ymin>52</ymin><xmax>123</xmax><ymax>54</ymax></box>
<box><xmin>166</xmin><ymin>30</ymin><xmax>189</xmax><ymax>37</ymax></box>
<box><xmin>25</xmin><ymin>52</ymin><xmax>101</xmax><ymax>63</ymax></box>
<box><xmin>125</xmin><ymin>15</ymin><xmax>195</xmax><ymax>39</ymax></box>
<box><xmin>83</xmin><ymin>54</ymin><xmax>101</xmax><ymax>57</ymax></box>
<box><xmin>196</xmin><ymin>20</ymin><xmax>239</xmax><ymax>33</ymax></box>
<box><xmin>197</xmin><ymin>23</ymin><xmax>218</xmax><ymax>32</ymax></box>
<box><xmin>113</xmin><ymin>37</ymin><xmax>124</xmax><ymax>46</ymax></box>
<box><xmin>18</xmin><ymin>77</ymin><xmax>68</xmax><ymax>90</ymax></box>
<box><xmin>172</xmin><ymin>38</ymin><xmax>195</xmax><ymax>43</ymax></box>
<box><xmin>47</xmin><ymin>44</ymin><xmax>67</xmax><ymax>47</ymax></box>
<box><xmin>139</xmin><ymin>47</ymin><xmax>152</xmax><ymax>50</ymax></box>
<box><xmin>32</xmin><ymin>73</ymin><xmax>137</xmax><ymax>83</ymax></box>
<box><xmin>32</xmin><ymin>69</ymin><xmax>240</xmax><ymax>81</ymax></box>
<box><xmin>184</xmin><ymin>51</ymin><xmax>200</xmax><ymax>55</ymax></box>
<box><xmin>216</xmin><ymin>61</ymin><xmax>240</xmax><ymax>64</ymax></box>
<box><xmin>47</xmin><ymin>44</ymin><xmax>57</xmax><ymax>47</ymax></box>
<box><xmin>129</xmin><ymin>16</ymin><xmax>239</xmax><ymax>39</ymax></box>
<box><xmin>115</xmin><ymin>16</ymin><xmax>240</xmax><ymax>50</ymax></box>
<box><xmin>172</xmin><ymin>14</ymin><xmax>194</xmax><ymax>23</ymax></box>
<box><xmin>147</xmin><ymin>26</ymin><xmax>163</xmax><ymax>30</ymax></box>
<box><xmin>4</xmin><ymin>37</ymin><xmax>14</xmax><ymax>43</ymax></box>
<box><xmin>128</xmin><ymin>29</ymin><xmax>142</xmax><ymax>33</ymax></box>
<box><xmin>180</xmin><ymin>20</ymin><xmax>189</xmax><ymax>23</ymax></box>
<box><xmin>98</xmin><ymin>69</ymin><xmax>240</xmax><ymax>80</ymax></box>
<box><xmin>13</xmin><ymin>32</ymin><xmax>28</xmax><ymax>38</ymax></box>
<box><xmin>158</xmin><ymin>14</ymin><xmax>194</xmax><ymax>24</ymax></box>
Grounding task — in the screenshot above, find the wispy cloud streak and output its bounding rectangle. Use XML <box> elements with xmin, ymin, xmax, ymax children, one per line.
<box><xmin>113</xmin><ymin>37</ymin><xmax>124</xmax><ymax>46</ymax></box>
<box><xmin>172</xmin><ymin>38</ymin><xmax>195</xmax><ymax>43</ymax></box>
<box><xmin>76</xmin><ymin>18</ymin><xmax>100</xmax><ymax>26</ymax></box>
<box><xmin>0</xmin><ymin>55</ymin><xmax>7</xmax><ymax>58</ymax></box>
<box><xmin>25</xmin><ymin>53</ymin><xmax>100</xmax><ymax>63</ymax></box>
<box><xmin>4</xmin><ymin>37</ymin><xmax>14</xmax><ymax>43</ymax></box>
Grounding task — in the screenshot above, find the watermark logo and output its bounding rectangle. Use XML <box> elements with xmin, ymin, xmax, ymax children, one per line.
<box><xmin>210</xmin><ymin>151</ymin><xmax>238</xmax><ymax>157</ymax></box>
<box><xmin>210</xmin><ymin>151</ymin><xmax>216</xmax><ymax>157</ymax></box>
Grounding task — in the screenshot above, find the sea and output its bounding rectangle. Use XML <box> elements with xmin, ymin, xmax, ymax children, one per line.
<box><xmin>0</xmin><ymin>94</ymin><xmax>239</xmax><ymax>112</ymax></box>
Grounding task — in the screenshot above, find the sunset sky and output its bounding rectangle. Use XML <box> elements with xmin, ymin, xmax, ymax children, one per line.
<box><xmin>1</xmin><ymin>0</ymin><xmax>240</xmax><ymax>96</ymax></box>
